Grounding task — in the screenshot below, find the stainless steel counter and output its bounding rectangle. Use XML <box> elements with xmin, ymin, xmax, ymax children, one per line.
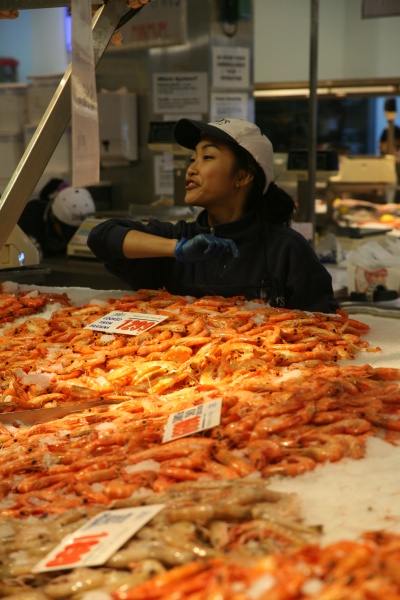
<box><xmin>40</xmin><ymin>257</ymin><xmax>131</xmax><ymax>291</ymax></box>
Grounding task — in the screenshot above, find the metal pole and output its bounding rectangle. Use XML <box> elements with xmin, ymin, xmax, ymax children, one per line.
<box><xmin>308</xmin><ymin>0</ymin><xmax>319</xmax><ymax>241</ymax></box>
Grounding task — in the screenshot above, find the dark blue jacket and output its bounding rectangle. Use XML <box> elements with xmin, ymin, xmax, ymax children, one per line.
<box><xmin>87</xmin><ymin>209</ymin><xmax>337</xmax><ymax>313</ymax></box>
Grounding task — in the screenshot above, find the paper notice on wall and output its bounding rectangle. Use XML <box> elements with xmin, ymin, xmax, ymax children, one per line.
<box><xmin>212</xmin><ymin>46</ymin><xmax>250</xmax><ymax>89</ymax></box>
<box><xmin>71</xmin><ymin>0</ymin><xmax>100</xmax><ymax>187</ymax></box>
<box><xmin>154</xmin><ymin>153</ymin><xmax>174</xmax><ymax>196</ymax></box>
<box><xmin>153</xmin><ymin>72</ymin><xmax>208</xmax><ymax>115</ymax></box>
<box><xmin>210</xmin><ymin>92</ymin><xmax>251</xmax><ymax>121</ymax></box>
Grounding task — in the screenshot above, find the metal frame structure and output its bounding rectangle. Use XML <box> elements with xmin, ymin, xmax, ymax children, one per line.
<box><xmin>0</xmin><ymin>0</ymin><xmax>141</xmax><ymax>252</ymax></box>
<box><xmin>0</xmin><ymin>0</ymin><xmax>322</xmax><ymax>252</ymax></box>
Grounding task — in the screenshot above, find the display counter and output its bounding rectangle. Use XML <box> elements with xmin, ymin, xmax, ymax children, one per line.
<box><xmin>0</xmin><ymin>283</ymin><xmax>399</xmax><ymax>597</ymax></box>
<box><xmin>40</xmin><ymin>256</ymin><xmax>131</xmax><ymax>291</ymax></box>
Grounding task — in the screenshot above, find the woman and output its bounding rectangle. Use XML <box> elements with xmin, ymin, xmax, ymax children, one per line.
<box><xmin>88</xmin><ymin>118</ymin><xmax>337</xmax><ymax>313</ymax></box>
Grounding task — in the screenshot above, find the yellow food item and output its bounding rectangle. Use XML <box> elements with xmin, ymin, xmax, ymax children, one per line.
<box><xmin>380</xmin><ymin>214</ymin><xmax>395</xmax><ymax>223</ymax></box>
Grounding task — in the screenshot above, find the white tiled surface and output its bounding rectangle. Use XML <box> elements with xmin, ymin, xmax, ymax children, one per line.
<box><xmin>341</xmin><ymin>313</ymin><xmax>400</xmax><ymax>369</ymax></box>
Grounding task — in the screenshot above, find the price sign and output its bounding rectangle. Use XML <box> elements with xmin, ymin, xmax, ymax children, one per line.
<box><xmin>33</xmin><ymin>505</ymin><xmax>165</xmax><ymax>572</ymax></box>
<box><xmin>85</xmin><ymin>311</ymin><xmax>167</xmax><ymax>335</ymax></box>
<box><xmin>162</xmin><ymin>399</ymin><xmax>222</xmax><ymax>443</ymax></box>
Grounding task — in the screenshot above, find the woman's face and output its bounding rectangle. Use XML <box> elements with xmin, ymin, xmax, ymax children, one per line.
<box><xmin>184</xmin><ymin>135</ymin><xmax>244</xmax><ymax>214</ymax></box>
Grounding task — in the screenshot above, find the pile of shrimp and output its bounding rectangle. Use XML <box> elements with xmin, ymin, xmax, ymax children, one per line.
<box><xmin>1</xmin><ymin>286</ymin><xmax>400</xmax><ymax>597</ymax></box>
<box><xmin>0</xmin><ymin>284</ymin><xmax>70</xmax><ymax>325</ymax></box>
<box><xmin>113</xmin><ymin>531</ymin><xmax>400</xmax><ymax>600</ymax></box>
<box><xmin>0</xmin><ymin>479</ymin><xmax>317</xmax><ymax>592</ymax></box>
<box><xmin>2</xmin><ymin>527</ymin><xmax>400</xmax><ymax>599</ymax></box>
<box><xmin>0</xmin><ymin>287</ymin><xmax>374</xmax><ymax>411</ymax></box>
<box><xmin>1</xmin><ymin>359</ymin><xmax>400</xmax><ymax>519</ymax></box>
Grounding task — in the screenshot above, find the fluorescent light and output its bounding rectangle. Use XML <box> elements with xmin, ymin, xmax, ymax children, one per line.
<box><xmin>254</xmin><ymin>83</ymin><xmax>398</xmax><ymax>99</ymax></box>
<box><xmin>254</xmin><ymin>88</ymin><xmax>312</xmax><ymax>98</ymax></box>
<box><xmin>329</xmin><ymin>85</ymin><xmax>396</xmax><ymax>96</ymax></box>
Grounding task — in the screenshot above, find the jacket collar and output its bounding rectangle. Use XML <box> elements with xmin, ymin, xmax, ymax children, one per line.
<box><xmin>196</xmin><ymin>209</ymin><xmax>261</xmax><ymax>243</ymax></box>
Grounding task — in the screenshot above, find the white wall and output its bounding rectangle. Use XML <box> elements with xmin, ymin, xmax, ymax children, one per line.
<box><xmin>0</xmin><ymin>8</ymin><xmax>69</xmax><ymax>82</ymax></box>
<box><xmin>254</xmin><ymin>0</ymin><xmax>400</xmax><ymax>83</ymax></box>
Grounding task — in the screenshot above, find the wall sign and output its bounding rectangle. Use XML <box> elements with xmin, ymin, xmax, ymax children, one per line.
<box><xmin>212</xmin><ymin>46</ymin><xmax>250</xmax><ymax>89</ymax></box>
<box><xmin>153</xmin><ymin>72</ymin><xmax>208</xmax><ymax>114</ymax></box>
<box><xmin>210</xmin><ymin>92</ymin><xmax>250</xmax><ymax>121</ymax></box>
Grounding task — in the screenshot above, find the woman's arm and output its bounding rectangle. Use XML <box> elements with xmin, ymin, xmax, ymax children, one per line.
<box><xmin>87</xmin><ymin>218</ymin><xmax>178</xmax><ymax>261</ymax></box>
<box><xmin>88</xmin><ymin>219</ymin><xmax>239</xmax><ymax>263</ymax></box>
<box><xmin>122</xmin><ymin>229</ymin><xmax>178</xmax><ymax>258</ymax></box>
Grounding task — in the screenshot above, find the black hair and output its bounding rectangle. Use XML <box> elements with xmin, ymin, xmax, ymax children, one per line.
<box><xmin>230</xmin><ymin>144</ymin><xmax>296</xmax><ymax>228</ymax></box>
<box><xmin>39</xmin><ymin>178</ymin><xmax>66</xmax><ymax>203</ymax></box>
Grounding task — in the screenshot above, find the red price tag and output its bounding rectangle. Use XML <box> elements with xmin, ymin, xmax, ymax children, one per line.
<box><xmin>115</xmin><ymin>319</ymin><xmax>154</xmax><ymax>333</ymax></box>
<box><xmin>170</xmin><ymin>415</ymin><xmax>201</xmax><ymax>438</ymax></box>
<box><xmin>86</xmin><ymin>311</ymin><xmax>167</xmax><ymax>335</ymax></box>
<box><xmin>163</xmin><ymin>400</ymin><xmax>222</xmax><ymax>443</ymax></box>
<box><xmin>45</xmin><ymin>533</ymin><xmax>108</xmax><ymax>568</ymax></box>
<box><xmin>33</xmin><ymin>505</ymin><xmax>165</xmax><ymax>572</ymax></box>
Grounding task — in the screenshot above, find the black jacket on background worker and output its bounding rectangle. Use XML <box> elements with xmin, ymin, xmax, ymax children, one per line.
<box><xmin>88</xmin><ymin>117</ymin><xmax>337</xmax><ymax>314</ymax></box>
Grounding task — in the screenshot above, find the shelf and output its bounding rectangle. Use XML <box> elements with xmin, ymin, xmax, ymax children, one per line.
<box><xmin>0</xmin><ymin>1</ymin><xmax>102</xmax><ymax>8</ymax></box>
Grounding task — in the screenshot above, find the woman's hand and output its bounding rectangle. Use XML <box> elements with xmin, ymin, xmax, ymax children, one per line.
<box><xmin>174</xmin><ymin>234</ymin><xmax>239</xmax><ymax>263</ymax></box>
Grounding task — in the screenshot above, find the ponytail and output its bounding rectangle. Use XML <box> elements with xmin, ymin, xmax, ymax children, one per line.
<box><xmin>230</xmin><ymin>142</ymin><xmax>297</xmax><ymax>229</ymax></box>
<box><xmin>246</xmin><ymin>178</ymin><xmax>297</xmax><ymax>230</ymax></box>
<box><xmin>261</xmin><ymin>181</ymin><xmax>296</xmax><ymax>227</ymax></box>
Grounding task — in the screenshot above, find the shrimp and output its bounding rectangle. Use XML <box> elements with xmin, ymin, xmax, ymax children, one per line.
<box><xmin>43</xmin><ymin>567</ymin><xmax>107</xmax><ymax>598</ymax></box>
<box><xmin>250</xmin><ymin>403</ymin><xmax>316</xmax><ymax>437</ymax></box>
<box><xmin>211</xmin><ymin>447</ymin><xmax>256</xmax><ymax>477</ymax></box>
<box><xmin>106</xmin><ymin>539</ymin><xmax>197</xmax><ymax>569</ymax></box>
<box><xmin>227</xmin><ymin>518</ymin><xmax>311</xmax><ymax>550</ymax></box>
<box><xmin>293</xmin><ymin>431</ymin><xmax>346</xmax><ymax>462</ymax></box>
<box><xmin>262</xmin><ymin>455</ymin><xmax>317</xmax><ymax>477</ymax></box>
<box><xmin>113</xmin><ymin>560</ymin><xmax>211</xmax><ymax>599</ymax></box>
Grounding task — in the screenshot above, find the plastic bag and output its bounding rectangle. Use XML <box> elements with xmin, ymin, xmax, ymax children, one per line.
<box><xmin>346</xmin><ymin>238</ymin><xmax>400</xmax><ymax>270</ymax></box>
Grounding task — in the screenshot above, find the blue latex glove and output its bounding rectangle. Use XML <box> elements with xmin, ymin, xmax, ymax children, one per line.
<box><xmin>174</xmin><ymin>233</ymin><xmax>239</xmax><ymax>263</ymax></box>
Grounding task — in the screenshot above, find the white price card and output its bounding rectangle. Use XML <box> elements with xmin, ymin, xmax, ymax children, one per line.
<box><xmin>85</xmin><ymin>311</ymin><xmax>167</xmax><ymax>335</ymax></box>
<box><xmin>162</xmin><ymin>399</ymin><xmax>222</xmax><ymax>443</ymax></box>
<box><xmin>33</xmin><ymin>505</ymin><xmax>165</xmax><ymax>572</ymax></box>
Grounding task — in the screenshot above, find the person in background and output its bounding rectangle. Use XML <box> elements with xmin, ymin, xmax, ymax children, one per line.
<box><xmin>379</xmin><ymin>124</ymin><xmax>400</xmax><ymax>201</ymax></box>
<box><xmin>88</xmin><ymin>118</ymin><xmax>337</xmax><ymax>313</ymax></box>
<box><xmin>18</xmin><ymin>180</ymin><xmax>95</xmax><ymax>258</ymax></box>
<box><xmin>379</xmin><ymin>124</ymin><xmax>400</xmax><ymax>157</ymax></box>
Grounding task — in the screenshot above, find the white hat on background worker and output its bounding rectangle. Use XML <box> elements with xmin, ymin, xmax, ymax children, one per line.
<box><xmin>51</xmin><ymin>187</ymin><xmax>96</xmax><ymax>227</ymax></box>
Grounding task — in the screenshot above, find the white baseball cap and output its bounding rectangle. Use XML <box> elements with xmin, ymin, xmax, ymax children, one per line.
<box><xmin>51</xmin><ymin>187</ymin><xmax>96</xmax><ymax>227</ymax></box>
<box><xmin>173</xmin><ymin>118</ymin><xmax>274</xmax><ymax>193</ymax></box>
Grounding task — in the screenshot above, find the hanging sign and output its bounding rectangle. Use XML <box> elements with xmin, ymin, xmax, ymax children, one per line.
<box><xmin>117</xmin><ymin>0</ymin><xmax>187</xmax><ymax>49</ymax></box>
<box><xmin>71</xmin><ymin>0</ymin><xmax>100</xmax><ymax>187</ymax></box>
